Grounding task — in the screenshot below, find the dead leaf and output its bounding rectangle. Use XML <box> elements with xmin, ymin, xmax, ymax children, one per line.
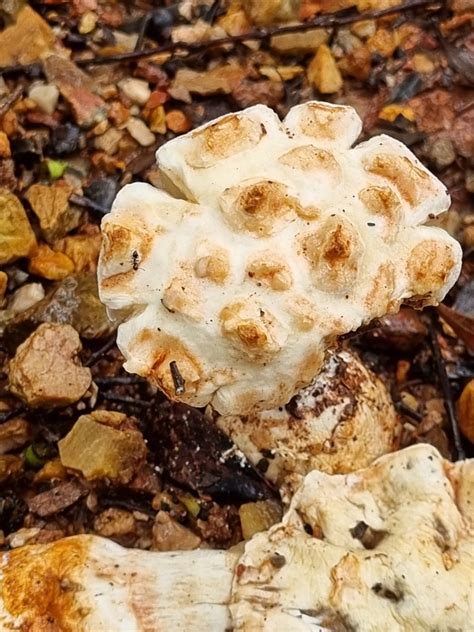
<box><xmin>25</xmin><ymin>180</ymin><xmax>78</xmax><ymax>244</ymax></box>
<box><xmin>270</xmin><ymin>28</ymin><xmax>328</xmax><ymax>54</ymax></box>
<box><xmin>242</xmin><ymin>0</ymin><xmax>300</xmax><ymax>25</ymax></box>
<box><xmin>27</xmin><ymin>480</ymin><xmax>86</xmax><ymax>517</ymax></box>
<box><xmin>172</xmin><ymin>64</ymin><xmax>247</xmax><ymax>98</ymax></box>
<box><xmin>232</xmin><ymin>79</ymin><xmax>284</xmax><ymax>108</ymax></box>
<box><xmin>307</xmin><ymin>44</ymin><xmax>343</xmax><ymax>93</ymax></box>
<box><xmin>437</xmin><ymin>303</ymin><xmax>474</xmax><ymax>354</ymax></box>
<box><xmin>43</xmin><ymin>54</ymin><xmax>107</xmax><ymax>128</ymax></box>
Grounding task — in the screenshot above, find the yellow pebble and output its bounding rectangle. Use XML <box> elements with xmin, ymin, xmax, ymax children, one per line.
<box><xmin>79</xmin><ymin>11</ymin><xmax>98</xmax><ymax>35</ymax></box>
<box><xmin>379</xmin><ymin>104</ymin><xmax>416</xmax><ymax>123</ymax></box>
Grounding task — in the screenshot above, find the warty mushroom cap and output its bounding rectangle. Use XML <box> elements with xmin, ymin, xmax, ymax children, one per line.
<box><xmin>215</xmin><ymin>349</ymin><xmax>401</xmax><ymax>492</ymax></box>
<box><xmin>98</xmin><ymin>101</ymin><xmax>462</xmax><ymax>414</ymax></box>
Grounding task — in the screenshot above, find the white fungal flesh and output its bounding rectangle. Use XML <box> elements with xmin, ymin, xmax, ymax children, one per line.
<box><xmin>1</xmin><ymin>446</ymin><xmax>472</xmax><ymax>631</ymax></box>
<box><xmin>98</xmin><ymin>101</ymin><xmax>461</xmax><ymax>414</ymax></box>
<box><xmin>232</xmin><ymin>444</ymin><xmax>474</xmax><ymax>631</ymax></box>
<box><xmin>215</xmin><ymin>349</ymin><xmax>400</xmax><ymax>492</ymax></box>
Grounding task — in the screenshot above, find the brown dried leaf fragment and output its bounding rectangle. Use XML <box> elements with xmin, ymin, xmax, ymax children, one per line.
<box><xmin>27</xmin><ymin>480</ymin><xmax>86</xmax><ymax>518</ymax></box>
<box><xmin>152</xmin><ymin>511</ymin><xmax>201</xmax><ymax>552</ymax></box>
<box><xmin>437</xmin><ymin>304</ymin><xmax>474</xmax><ymax>355</ymax></box>
<box><xmin>43</xmin><ymin>54</ymin><xmax>107</xmax><ymax>128</ymax></box>
<box><xmin>25</xmin><ymin>180</ymin><xmax>78</xmax><ymax>244</ymax></box>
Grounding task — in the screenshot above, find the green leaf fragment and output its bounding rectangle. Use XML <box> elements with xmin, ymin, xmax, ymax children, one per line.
<box><xmin>46</xmin><ymin>158</ymin><xmax>68</xmax><ymax>180</ymax></box>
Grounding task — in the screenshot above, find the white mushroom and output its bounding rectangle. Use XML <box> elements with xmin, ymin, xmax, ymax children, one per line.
<box><xmin>98</xmin><ymin>101</ymin><xmax>461</xmax><ymax>414</ymax></box>
<box><xmin>232</xmin><ymin>444</ymin><xmax>474</xmax><ymax>631</ymax></box>
<box><xmin>1</xmin><ymin>445</ymin><xmax>472</xmax><ymax>631</ymax></box>
<box><xmin>215</xmin><ymin>349</ymin><xmax>400</xmax><ymax>493</ymax></box>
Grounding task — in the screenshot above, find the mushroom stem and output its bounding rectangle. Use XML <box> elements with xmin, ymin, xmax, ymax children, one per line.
<box><xmin>0</xmin><ymin>536</ymin><xmax>239</xmax><ymax>631</ymax></box>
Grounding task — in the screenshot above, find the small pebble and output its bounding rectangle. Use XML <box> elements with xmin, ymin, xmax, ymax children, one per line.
<box><xmin>79</xmin><ymin>11</ymin><xmax>98</xmax><ymax>34</ymax></box>
<box><xmin>8</xmin><ymin>323</ymin><xmax>92</xmax><ymax>408</ymax></box>
<box><xmin>463</xmin><ymin>225</ymin><xmax>474</xmax><ymax>249</ymax></box>
<box><xmin>118</xmin><ymin>78</ymin><xmax>151</xmax><ymax>106</ymax></box>
<box><xmin>426</xmin><ymin>138</ymin><xmax>456</xmax><ymax>171</ymax></box>
<box><xmin>466</xmin><ymin>170</ymin><xmax>474</xmax><ymax>194</ymax></box>
<box><xmin>91</xmin><ymin>119</ymin><xmax>109</xmax><ymax>136</ymax></box>
<box><xmin>149</xmin><ymin>106</ymin><xmax>167</xmax><ymax>134</ymax></box>
<box><xmin>84</xmin><ymin>177</ymin><xmax>118</xmax><ymax>212</ymax></box>
<box><xmin>351</xmin><ymin>20</ymin><xmax>376</xmax><ymax>39</ymax></box>
<box><xmin>411</xmin><ymin>52</ymin><xmax>435</xmax><ymax>74</ymax></box>
<box><xmin>0</xmin><ymin>131</ymin><xmax>11</xmax><ymax>158</ymax></box>
<box><xmin>49</xmin><ymin>123</ymin><xmax>81</xmax><ymax>155</ymax></box>
<box><xmin>94</xmin><ymin>127</ymin><xmax>123</xmax><ymax>154</ymax></box>
<box><xmin>165</xmin><ymin>109</ymin><xmax>191</xmax><ymax>134</ymax></box>
<box><xmin>0</xmin><ymin>271</ymin><xmax>7</xmax><ymax>303</ymax></box>
<box><xmin>126</xmin><ymin>117</ymin><xmax>155</xmax><ymax>146</ymax></box>
<box><xmin>28</xmin><ymin>83</ymin><xmax>60</xmax><ymax>116</ymax></box>
<box><xmin>113</xmin><ymin>31</ymin><xmax>139</xmax><ymax>52</ymax></box>
<box><xmin>9</xmin><ymin>283</ymin><xmax>45</xmax><ymax>314</ymax></box>
<box><xmin>400</xmin><ymin>391</ymin><xmax>419</xmax><ymax>412</ymax></box>
<box><xmin>28</xmin><ymin>244</ymin><xmax>75</xmax><ymax>281</ymax></box>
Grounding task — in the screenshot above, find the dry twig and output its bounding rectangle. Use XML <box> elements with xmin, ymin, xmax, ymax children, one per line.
<box><xmin>429</xmin><ymin>317</ymin><xmax>466</xmax><ymax>460</ymax></box>
<box><xmin>0</xmin><ymin>0</ymin><xmax>441</xmax><ymax>76</ymax></box>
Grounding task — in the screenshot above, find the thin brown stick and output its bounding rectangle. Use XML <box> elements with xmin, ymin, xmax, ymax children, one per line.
<box><xmin>85</xmin><ymin>336</ymin><xmax>116</xmax><ymax>367</ymax></box>
<box><xmin>429</xmin><ymin>317</ymin><xmax>465</xmax><ymax>461</ymax></box>
<box><xmin>79</xmin><ymin>0</ymin><xmax>441</xmax><ymax>66</ymax></box>
<box><xmin>170</xmin><ymin>360</ymin><xmax>186</xmax><ymax>395</ymax></box>
<box><xmin>0</xmin><ymin>0</ymin><xmax>440</xmax><ymax>76</ymax></box>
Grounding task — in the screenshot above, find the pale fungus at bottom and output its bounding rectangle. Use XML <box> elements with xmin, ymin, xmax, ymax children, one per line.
<box><xmin>0</xmin><ymin>445</ymin><xmax>472</xmax><ymax>631</ymax></box>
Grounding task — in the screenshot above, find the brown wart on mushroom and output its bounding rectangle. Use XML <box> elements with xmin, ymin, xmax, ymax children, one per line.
<box><xmin>246</xmin><ymin>254</ymin><xmax>293</xmax><ymax>291</ymax></box>
<box><xmin>220</xmin><ymin>180</ymin><xmax>302</xmax><ymax>236</ymax></box>
<box><xmin>301</xmin><ymin>215</ymin><xmax>363</xmax><ymax>293</ymax></box>
<box><xmin>220</xmin><ymin>300</ymin><xmax>285</xmax><ymax>362</ymax></box>
<box><xmin>98</xmin><ymin>101</ymin><xmax>461</xmax><ymax>414</ymax></box>
<box><xmin>184</xmin><ymin>112</ymin><xmax>267</xmax><ymax>169</ymax></box>
<box><xmin>279</xmin><ymin>145</ymin><xmax>340</xmax><ymax>176</ymax></box>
